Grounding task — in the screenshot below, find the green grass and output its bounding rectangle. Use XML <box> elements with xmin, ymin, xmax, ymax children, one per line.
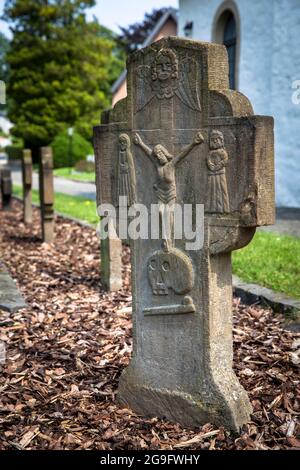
<box><xmin>13</xmin><ymin>185</ymin><xmax>98</xmax><ymax>226</ymax></box>
<box><xmin>53</xmin><ymin>167</ymin><xmax>95</xmax><ymax>183</ymax></box>
<box><xmin>233</xmin><ymin>231</ymin><xmax>300</xmax><ymax>299</ymax></box>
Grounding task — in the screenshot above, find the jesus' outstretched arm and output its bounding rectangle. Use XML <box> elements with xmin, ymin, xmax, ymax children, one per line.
<box><xmin>133</xmin><ymin>133</ymin><xmax>152</xmax><ymax>157</ymax></box>
<box><xmin>173</xmin><ymin>131</ymin><xmax>205</xmax><ymax>166</ymax></box>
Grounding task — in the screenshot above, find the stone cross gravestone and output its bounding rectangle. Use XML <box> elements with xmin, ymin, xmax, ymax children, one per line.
<box><xmin>93</xmin><ymin>37</ymin><xmax>274</xmax><ymax>431</ymax></box>
<box><xmin>39</xmin><ymin>147</ymin><xmax>54</xmax><ymax>243</ymax></box>
<box><xmin>0</xmin><ymin>168</ymin><xmax>12</xmax><ymax>211</ymax></box>
<box><xmin>22</xmin><ymin>149</ymin><xmax>33</xmax><ymax>223</ymax></box>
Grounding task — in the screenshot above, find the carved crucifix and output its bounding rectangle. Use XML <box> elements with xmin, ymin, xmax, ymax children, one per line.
<box><xmin>94</xmin><ymin>38</ymin><xmax>275</xmax><ymax>432</ymax></box>
<box><xmin>133</xmin><ymin>131</ymin><xmax>204</xmax><ymax>251</ymax></box>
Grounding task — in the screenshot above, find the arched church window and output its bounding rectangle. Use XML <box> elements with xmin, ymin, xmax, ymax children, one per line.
<box><xmin>223</xmin><ymin>13</ymin><xmax>237</xmax><ymax>89</ymax></box>
<box><xmin>212</xmin><ymin>3</ymin><xmax>240</xmax><ymax>90</ymax></box>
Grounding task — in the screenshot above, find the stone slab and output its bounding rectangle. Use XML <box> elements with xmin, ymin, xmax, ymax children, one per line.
<box><xmin>233</xmin><ymin>275</ymin><xmax>300</xmax><ymax>314</ymax></box>
<box><xmin>233</xmin><ymin>275</ymin><xmax>300</xmax><ymax>332</ymax></box>
<box><xmin>0</xmin><ymin>262</ymin><xmax>26</xmax><ymax>313</ymax></box>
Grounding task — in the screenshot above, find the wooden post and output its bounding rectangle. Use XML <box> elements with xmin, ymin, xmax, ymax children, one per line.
<box><xmin>22</xmin><ymin>149</ymin><xmax>33</xmax><ymax>223</ymax></box>
<box><xmin>39</xmin><ymin>147</ymin><xmax>54</xmax><ymax>243</ymax></box>
<box><xmin>1</xmin><ymin>168</ymin><xmax>12</xmax><ymax>211</ymax></box>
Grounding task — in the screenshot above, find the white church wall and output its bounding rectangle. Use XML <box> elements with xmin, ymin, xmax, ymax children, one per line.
<box><xmin>179</xmin><ymin>0</ymin><xmax>300</xmax><ymax>207</ymax></box>
<box><xmin>271</xmin><ymin>0</ymin><xmax>300</xmax><ymax>207</ymax></box>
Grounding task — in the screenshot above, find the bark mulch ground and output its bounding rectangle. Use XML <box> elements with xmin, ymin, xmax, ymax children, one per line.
<box><xmin>0</xmin><ymin>200</ymin><xmax>299</xmax><ymax>450</ymax></box>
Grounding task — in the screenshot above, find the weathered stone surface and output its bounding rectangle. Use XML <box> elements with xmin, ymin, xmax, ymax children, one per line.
<box><xmin>0</xmin><ymin>167</ymin><xmax>12</xmax><ymax>211</ymax></box>
<box><xmin>94</xmin><ymin>37</ymin><xmax>275</xmax><ymax>432</ymax></box>
<box><xmin>0</xmin><ymin>262</ymin><xmax>26</xmax><ymax>312</ymax></box>
<box><xmin>22</xmin><ymin>149</ymin><xmax>33</xmax><ymax>224</ymax></box>
<box><xmin>39</xmin><ymin>147</ymin><xmax>54</xmax><ymax>243</ymax></box>
<box><xmin>0</xmin><ymin>340</ymin><xmax>6</xmax><ymax>366</ymax></box>
<box><xmin>100</xmin><ymin>223</ymin><xmax>123</xmax><ymax>291</ymax></box>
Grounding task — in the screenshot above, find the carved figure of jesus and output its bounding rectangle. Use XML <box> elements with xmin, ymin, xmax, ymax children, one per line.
<box><xmin>133</xmin><ymin>131</ymin><xmax>204</xmax><ymax>251</ymax></box>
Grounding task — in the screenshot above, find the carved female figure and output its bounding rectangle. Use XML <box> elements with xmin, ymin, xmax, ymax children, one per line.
<box><xmin>206</xmin><ymin>130</ymin><xmax>230</xmax><ymax>213</ymax></box>
<box><xmin>115</xmin><ymin>133</ymin><xmax>136</xmax><ymax>207</ymax></box>
<box><xmin>133</xmin><ymin>131</ymin><xmax>204</xmax><ymax>251</ymax></box>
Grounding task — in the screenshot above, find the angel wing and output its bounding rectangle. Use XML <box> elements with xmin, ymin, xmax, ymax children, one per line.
<box><xmin>135</xmin><ymin>65</ymin><xmax>154</xmax><ymax>113</ymax></box>
<box><xmin>176</xmin><ymin>57</ymin><xmax>202</xmax><ymax>112</ymax></box>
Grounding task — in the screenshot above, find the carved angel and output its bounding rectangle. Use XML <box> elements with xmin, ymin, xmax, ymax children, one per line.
<box><xmin>135</xmin><ymin>48</ymin><xmax>202</xmax><ymax>113</ymax></box>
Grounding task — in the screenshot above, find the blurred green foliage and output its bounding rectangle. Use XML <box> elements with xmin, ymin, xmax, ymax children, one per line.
<box><xmin>51</xmin><ymin>129</ymin><xmax>93</xmax><ymax>168</ymax></box>
<box><xmin>3</xmin><ymin>0</ymin><xmax>125</xmax><ymax>150</ymax></box>
<box><xmin>0</xmin><ymin>32</ymin><xmax>10</xmax><ymax>82</ymax></box>
<box><xmin>5</xmin><ymin>144</ymin><xmax>23</xmax><ymax>160</ymax></box>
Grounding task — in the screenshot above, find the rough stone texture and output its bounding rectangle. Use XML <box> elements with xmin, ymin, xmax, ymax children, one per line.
<box><xmin>0</xmin><ymin>340</ymin><xmax>6</xmax><ymax>366</ymax></box>
<box><xmin>93</xmin><ymin>121</ymin><xmax>124</xmax><ymax>292</ymax></box>
<box><xmin>39</xmin><ymin>147</ymin><xmax>54</xmax><ymax>243</ymax></box>
<box><xmin>93</xmin><ymin>37</ymin><xmax>275</xmax><ymax>432</ymax></box>
<box><xmin>22</xmin><ymin>149</ymin><xmax>33</xmax><ymax>224</ymax></box>
<box><xmin>0</xmin><ymin>262</ymin><xmax>26</xmax><ymax>312</ymax></box>
<box><xmin>0</xmin><ymin>167</ymin><xmax>12</xmax><ymax>211</ymax></box>
<box><xmin>101</xmin><ymin>235</ymin><xmax>123</xmax><ymax>292</ymax></box>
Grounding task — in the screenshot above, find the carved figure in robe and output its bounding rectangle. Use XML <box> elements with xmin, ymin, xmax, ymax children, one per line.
<box><xmin>206</xmin><ymin>130</ymin><xmax>230</xmax><ymax>213</ymax></box>
<box><xmin>115</xmin><ymin>133</ymin><xmax>136</xmax><ymax>207</ymax></box>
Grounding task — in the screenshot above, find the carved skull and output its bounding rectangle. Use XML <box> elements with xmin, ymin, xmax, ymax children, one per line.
<box><xmin>148</xmin><ymin>248</ymin><xmax>194</xmax><ymax>296</ymax></box>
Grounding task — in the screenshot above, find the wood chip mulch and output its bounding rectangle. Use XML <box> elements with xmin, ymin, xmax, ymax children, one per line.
<box><xmin>0</xmin><ymin>200</ymin><xmax>299</xmax><ymax>450</ymax></box>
